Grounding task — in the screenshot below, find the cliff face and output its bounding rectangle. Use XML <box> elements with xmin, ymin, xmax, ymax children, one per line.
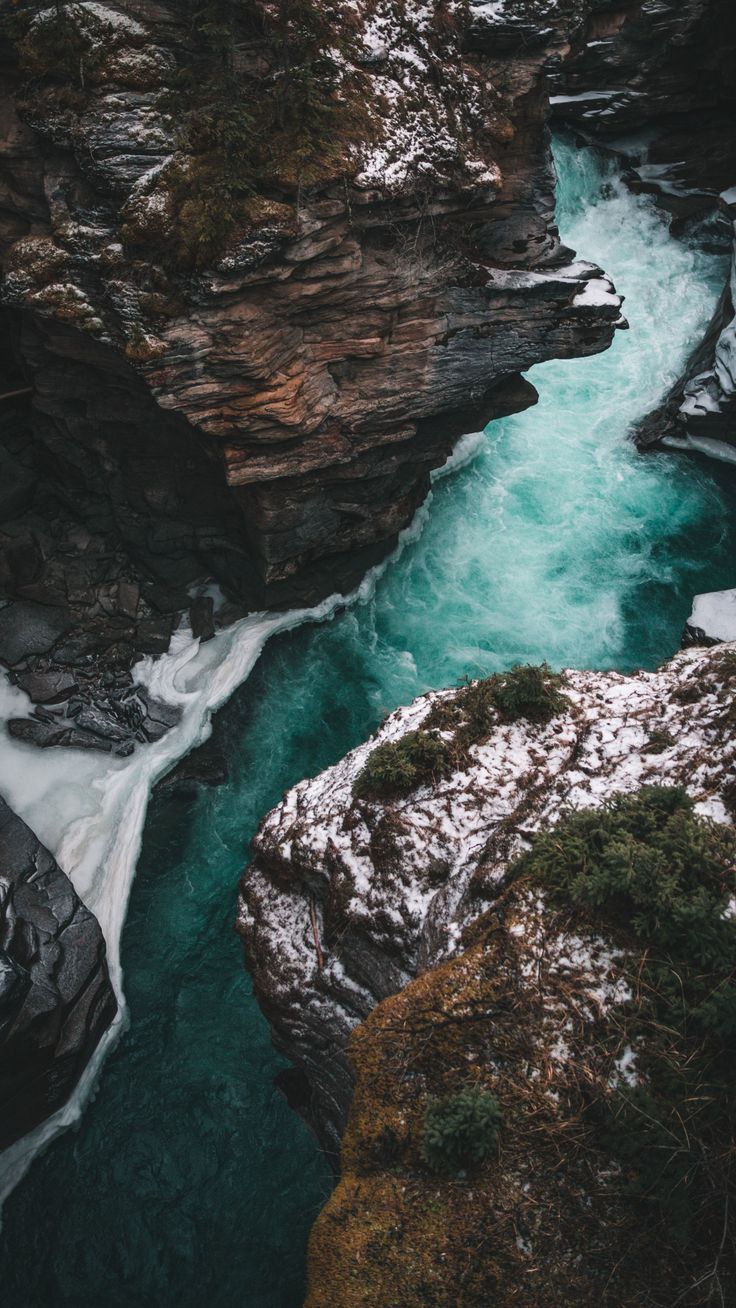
<box><xmin>0</xmin><ymin>2</ymin><xmax>621</xmax><ymax>677</ymax></box>
<box><xmin>553</xmin><ymin>0</ymin><xmax>736</xmax><ymax>457</ymax></box>
<box><xmin>238</xmin><ymin>643</ymin><xmax>736</xmax><ymax>1161</ymax></box>
<box><xmin>239</xmin><ymin>643</ymin><xmax>736</xmax><ymax>1302</ymax></box>
<box><xmin>0</xmin><ymin>797</ymin><xmax>117</xmax><ymax>1149</ymax></box>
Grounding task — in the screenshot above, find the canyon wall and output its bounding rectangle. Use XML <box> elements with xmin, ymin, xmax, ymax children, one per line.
<box><xmin>238</xmin><ymin>642</ymin><xmax>736</xmax><ymax>1302</ymax></box>
<box><xmin>552</xmin><ymin>0</ymin><xmax>736</xmax><ymax>457</ymax></box>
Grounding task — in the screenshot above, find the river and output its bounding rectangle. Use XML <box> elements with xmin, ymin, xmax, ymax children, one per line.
<box><xmin>1</xmin><ymin>135</ymin><xmax>735</xmax><ymax>1306</ymax></box>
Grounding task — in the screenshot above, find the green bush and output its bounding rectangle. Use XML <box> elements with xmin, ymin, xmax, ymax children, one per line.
<box><xmin>641</xmin><ymin>725</ymin><xmax>675</xmax><ymax>754</ymax></box>
<box><xmin>490</xmin><ymin>662</ymin><xmax>567</xmax><ymax>724</ymax></box>
<box><xmin>516</xmin><ymin>786</ymin><xmax>735</xmax><ymax>974</ymax></box>
<box><xmin>425</xmin><ymin>663</ymin><xmax>567</xmax><ymax>750</ymax></box>
<box><xmin>514</xmin><ymin>785</ymin><xmax>736</xmax><ymax>1240</ymax></box>
<box><xmin>421</xmin><ymin>1086</ymin><xmax>502</xmax><ymax>1174</ymax></box>
<box><xmin>353</xmin><ymin>730</ymin><xmax>452</xmax><ymax>800</ymax></box>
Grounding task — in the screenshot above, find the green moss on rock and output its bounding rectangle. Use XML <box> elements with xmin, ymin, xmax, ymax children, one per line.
<box><xmin>353</xmin><ymin>730</ymin><xmax>452</xmax><ymax>800</ymax></box>
<box><xmin>306</xmin><ymin>786</ymin><xmax>736</xmax><ymax>1306</ymax></box>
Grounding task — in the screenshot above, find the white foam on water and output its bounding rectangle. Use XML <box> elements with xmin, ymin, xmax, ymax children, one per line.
<box><xmin>0</xmin><ymin>608</ymin><xmax>316</xmax><ymax>1206</ymax></box>
<box><xmin>0</xmin><ymin>432</ymin><xmax>473</xmax><ymax>1211</ymax></box>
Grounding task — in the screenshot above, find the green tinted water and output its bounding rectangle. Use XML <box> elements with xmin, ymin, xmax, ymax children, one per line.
<box><xmin>2</xmin><ymin>137</ymin><xmax>736</xmax><ymax>1307</ymax></box>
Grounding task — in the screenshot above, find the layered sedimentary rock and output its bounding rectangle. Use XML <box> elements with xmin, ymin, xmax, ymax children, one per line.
<box><xmin>553</xmin><ymin>0</ymin><xmax>736</xmax><ymax>456</ymax></box>
<box><xmin>238</xmin><ymin>642</ymin><xmax>736</xmax><ymax>1159</ymax></box>
<box><xmin>640</xmin><ymin>186</ymin><xmax>736</xmax><ymax>459</ymax></box>
<box><xmin>0</xmin><ymin>1</ymin><xmax>623</xmax><ymax>728</ymax></box>
<box><xmin>0</xmin><ymin>797</ymin><xmax>117</xmax><ymax>1149</ymax></box>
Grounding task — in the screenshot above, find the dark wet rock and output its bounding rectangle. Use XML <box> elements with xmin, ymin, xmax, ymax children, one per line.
<box><xmin>156</xmin><ymin>736</ymin><xmax>228</xmax><ymax>794</ymax></box>
<box><xmin>6</xmin><ymin>678</ymin><xmax>179</xmax><ymax>757</ymax></box>
<box><xmin>189</xmin><ymin>595</ymin><xmax>215</xmax><ymax>643</ymax></box>
<box><xmin>68</xmin><ymin>702</ymin><xmax>135</xmax><ymax>743</ymax></box>
<box><xmin>12</xmin><ymin>668</ymin><xmax>78</xmax><ymax>704</ymax></box>
<box><xmin>136</xmin><ymin>613</ymin><xmax>175</xmax><ymax>656</ymax></box>
<box><xmin>140</xmin><ymin>696</ymin><xmax>182</xmax><ymax>743</ymax></box>
<box><xmin>0</xmin><ymin>600</ymin><xmax>74</xmax><ymax>665</ymax></box>
<box><xmin>0</xmin><ymin>445</ymin><xmax>33</xmax><ymax>522</ymax></box>
<box><xmin>0</xmin><ymin>797</ymin><xmax>117</xmax><ymax>1149</ymax></box>
<box><xmin>7</xmin><ymin>718</ymin><xmax>115</xmax><ymax>752</ymax></box>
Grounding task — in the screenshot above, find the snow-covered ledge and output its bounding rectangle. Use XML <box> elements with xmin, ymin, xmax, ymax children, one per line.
<box><xmin>238</xmin><ymin>641</ymin><xmax>736</xmax><ymax>1159</ymax></box>
<box><xmin>684</xmin><ymin>588</ymin><xmax>736</xmax><ymax>645</ymax></box>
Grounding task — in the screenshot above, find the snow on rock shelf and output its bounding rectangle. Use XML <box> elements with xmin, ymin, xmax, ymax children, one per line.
<box><xmin>685</xmin><ymin>588</ymin><xmax>736</xmax><ymax>644</ymax></box>
<box><xmin>238</xmin><ymin>641</ymin><xmax>736</xmax><ymax>1161</ymax></box>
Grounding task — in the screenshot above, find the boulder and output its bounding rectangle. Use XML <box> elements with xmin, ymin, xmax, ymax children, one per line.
<box><xmin>0</xmin><ymin>798</ymin><xmax>117</xmax><ymax>1149</ymax></box>
<box><xmin>0</xmin><ymin>601</ymin><xmax>74</xmax><ymax>666</ymax></box>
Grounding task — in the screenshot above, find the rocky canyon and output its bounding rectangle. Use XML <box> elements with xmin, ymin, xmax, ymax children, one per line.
<box><xmin>0</xmin><ymin>0</ymin><xmax>735</xmax><ymax>1304</ymax></box>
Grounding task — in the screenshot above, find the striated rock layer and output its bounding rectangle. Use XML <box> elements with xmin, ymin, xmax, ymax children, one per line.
<box><xmin>552</xmin><ymin>0</ymin><xmax>736</xmax><ymax>457</ymax></box>
<box><xmin>0</xmin><ymin>0</ymin><xmax>622</xmax><ymax>715</ymax></box>
<box><xmin>238</xmin><ymin>642</ymin><xmax>736</xmax><ymax>1162</ymax></box>
<box><xmin>0</xmin><ymin>797</ymin><xmax>117</xmax><ymax>1149</ymax></box>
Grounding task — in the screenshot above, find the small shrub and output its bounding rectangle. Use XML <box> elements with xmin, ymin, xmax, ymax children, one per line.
<box><xmin>641</xmin><ymin>726</ymin><xmax>674</xmax><ymax>754</ymax></box>
<box><xmin>515</xmin><ymin>786</ymin><xmax>736</xmax><ymax>971</ymax></box>
<box><xmin>490</xmin><ymin>662</ymin><xmax>567</xmax><ymax>724</ymax></box>
<box><xmin>353</xmin><ymin>730</ymin><xmax>452</xmax><ymax>800</ymax></box>
<box><xmin>425</xmin><ymin>663</ymin><xmax>567</xmax><ymax>754</ymax></box>
<box><xmin>514</xmin><ymin>785</ymin><xmax>736</xmax><ymax>1241</ymax></box>
<box><xmin>421</xmin><ymin>1086</ymin><xmax>502</xmax><ymax>1174</ymax></box>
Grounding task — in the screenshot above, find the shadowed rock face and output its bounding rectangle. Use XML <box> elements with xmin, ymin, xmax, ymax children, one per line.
<box><xmin>553</xmin><ymin>0</ymin><xmax>736</xmax><ymax>457</ymax></box>
<box><xmin>0</xmin><ymin>1</ymin><xmax>621</xmax><ymax>655</ymax></box>
<box><xmin>0</xmin><ymin>798</ymin><xmax>117</xmax><ymax>1150</ymax></box>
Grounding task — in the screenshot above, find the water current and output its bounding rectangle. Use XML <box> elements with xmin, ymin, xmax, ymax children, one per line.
<box><xmin>1</xmin><ymin>135</ymin><xmax>736</xmax><ymax>1306</ymax></box>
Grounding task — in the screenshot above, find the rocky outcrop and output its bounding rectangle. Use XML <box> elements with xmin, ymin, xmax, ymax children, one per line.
<box><xmin>238</xmin><ymin>643</ymin><xmax>736</xmax><ymax>1161</ymax></box>
<box><xmin>636</xmin><ymin>186</ymin><xmax>736</xmax><ymax>458</ymax></box>
<box><xmin>239</xmin><ymin>644</ymin><xmax>736</xmax><ymax>1301</ymax></box>
<box><xmin>684</xmin><ymin>585</ymin><xmax>736</xmax><ymax>646</ymax></box>
<box><xmin>554</xmin><ymin>0</ymin><xmax>736</xmax><ymax>210</ymax></box>
<box><xmin>0</xmin><ymin>796</ymin><xmax>117</xmax><ymax>1149</ymax></box>
<box><xmin>303</xmin><ymin>790</ymin><xmax>736</xmax><ymax>1305</ymax></box>
<box><xmin>0</xmin><ymin>0</ymin><xmax>624</xmax><ymax>737</ymax></box>
<box><xmin>552</xmin><ymin>0</ymin><xmax>736</xmax><ymax>457</ymax></box>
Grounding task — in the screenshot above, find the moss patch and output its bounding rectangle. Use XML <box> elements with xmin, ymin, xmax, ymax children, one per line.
<box><xmin>515</xmin><ymin>785</ymin><xmax>736</xmax><ymax>1244</ymax></box>
<box><xmin>353</xmin><ymin>730</ymin><xmax>453</xmax><ymax>800</ymax></box>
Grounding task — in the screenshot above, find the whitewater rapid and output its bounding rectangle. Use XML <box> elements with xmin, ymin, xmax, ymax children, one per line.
<box><xmin>0</xmin><ymin>132</ymin><xmax>732</xmax><ymax>1220</ymax></box>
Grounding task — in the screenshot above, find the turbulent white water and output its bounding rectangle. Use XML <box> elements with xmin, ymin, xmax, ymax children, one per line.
<box><xmin>0</xmin><ymin>135</ymin><xmax>732</xmax><ymax>1219</ymax></box>
<box><xmin>0</xmin><ymin>607</ymin><xmax>325</xmax><ymax>1204</ymax></box>
<box><xmin>0</xmin><ymin>431</ymin><xmax>478</xmax><ymax>1208</ymax></box>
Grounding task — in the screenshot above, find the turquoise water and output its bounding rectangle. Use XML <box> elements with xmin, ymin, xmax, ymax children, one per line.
<box><xmin>2</xmin><ymin>136</ymin><xmax>736</xmax><ymax>1307</ymax></box>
